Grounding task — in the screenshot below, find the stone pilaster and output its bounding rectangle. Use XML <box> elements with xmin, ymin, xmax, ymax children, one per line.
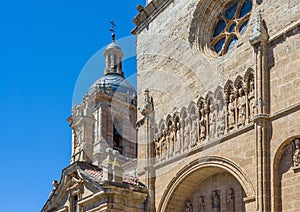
<box><xmin>250</xmin><ymin>9</ymin><xmax>270</xmax><ymax>212</ymax></box>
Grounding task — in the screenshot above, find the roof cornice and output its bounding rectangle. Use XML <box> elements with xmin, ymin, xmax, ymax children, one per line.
<box><xmin>132</xmin><ymin>0</ymin><xmax>174</xmax><ymax>35</ymax></box>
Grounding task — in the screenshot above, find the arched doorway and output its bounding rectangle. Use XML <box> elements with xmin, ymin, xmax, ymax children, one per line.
<box><xmin>158</xmin><ymin>156</ymin><xmax>255</xmax><ymax>212</ymax></box>
<box><xmin>273</xmin><ymin>136</ymin><xmax>300</xmax><ymax>212</ymax></box>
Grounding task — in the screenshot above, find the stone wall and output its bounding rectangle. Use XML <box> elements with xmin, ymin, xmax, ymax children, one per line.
<box><xmin>134</xmin><ymin>0</ymin><xmax>300</xmax><ymax>211</ymax></box>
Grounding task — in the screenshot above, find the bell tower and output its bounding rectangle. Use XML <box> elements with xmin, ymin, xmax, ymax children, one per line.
<box><xmin>68</xmin><ymin>23</ymin><xmax>137</xmax><ymax>167</ymax></box>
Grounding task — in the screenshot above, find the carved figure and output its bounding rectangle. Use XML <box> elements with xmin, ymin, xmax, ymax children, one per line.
<box><xmin>166</xmin><ymin>126</ymin><xmax>171</xmax><ymax>159</ymax></box>
<box><xmin>217</xmin><ymin>103</ymin><xmax>225</xmax><ymax>136</ymax></box>
<box><xmin>170</xmin><ymin>124</ymin><xmax>176</xmax><ymax>157</ymax></box>
<box><xmin>140</xmin><ymin>89</ymin><xmax>154</xmax><ymax>117</ymax></box>
<box><xmin>237</xmin><ymin>88</ymin><xmax>246</xmax><ymax>126</ymax></box>
<box><xmin>248</xmin><ymin>81</ymin><xmax>255</xmax><ymax>119</ymax></box>
<box><xmin>226</xmin><ymin>188</ymin><xmax>235</xmax><ymax>212</ymax></box>
<box><xmin>180</xmin><ymin>119</ymin><xmax>184</xmax><ymax>153</ymax></box>
<box><xmin>209</xmin><ymin>105</ymin><xmax>216</xmax><ymax>138</ymax></box>
<box><xmin>199</xmin><ymin>196</ymin><xmax>205</xmax><ymax>212</ymax></box>
<box><xmin>228</xmin><ymin>94</ymin><xmax>236</xmax><ymax>130</ymax></box>
<box><xmin>160</xmin><ymin>130</ymin><xmax>166</xmax><ymax>160</ymax></box>
<box><xmin>185</xmin><ymin>200</ymin><xmax>193</xmax><ymax>212</ymax></box>
<box><xmin>293</xmin><ymin>138</ymin><xmax>300</xmax><ymax>168</ymax></box>
<box><xmin>184</xmin><ymin>115</ymin><xmax>191</xmax><ymax>150</ymax></box>
<box><xmin>191</xmin><ymin>114</ymin><xmax>198</xmax><ymax>147</ymax></box>
<box><xmin>199</xmin><ymin>109</ymin><xmax>206</xmax><ymax>141</ymax></box>
<box><xmin>212</xmin><ymin>191</ymin><xmax>220</xmax><ymax>212</ymax></box>
<box><xmin>175</xmin><ymin>121</ymin><xmax>181</xmax><ymax>154</ymax></box>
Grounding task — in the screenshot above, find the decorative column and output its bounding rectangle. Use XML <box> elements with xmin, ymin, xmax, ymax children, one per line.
<box><xmin>244</xmin><ymin>85</ymin><xmax>250</xmax><ymax>124</ymax></box>
<box><xmin>224</xmin><ymin>94</ymin><xmax>229</xmax><ymax>134</ymax></box>
<box><xmin>205</xmin><ymin>101</ymin><xmax>210</xmax><ymax>140</ymax></box>
<box><xmin>140</xmin><ymin>89</ymin><xmax>156</xmax><ymax>212</ymax></box>
<box><xmin>249</xmin><ymin>10</ymin><xmax>269</xmax><ymax>212</ymax></box>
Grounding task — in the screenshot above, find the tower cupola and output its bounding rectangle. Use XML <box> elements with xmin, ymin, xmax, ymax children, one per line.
<box><xmin>104</xmin><ymin>21</ymin><xmax>124</xmax><ymax>77</ymax></box>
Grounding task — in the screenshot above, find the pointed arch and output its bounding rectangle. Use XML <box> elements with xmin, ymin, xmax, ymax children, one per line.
<box><xmin>166</xmin><ymin>114</ymin><xmax>173</xmax><ymax>128</ymax></box>
<box><xmin>234</xmin><ymin>75</ymin><xmax>244</xmax><ymax>89</ymax></box>
<box><xmin>244</xmin><ymin>68</ymin><xmax>255</xmax><ymax>84</ymax></box>
<box><xmin>173</xmin><ymin>112</ymin><xmax>180</xmax><ymax>123</ymax></box>
<box><xmin>158</xmin><ymin>119</ymin><xmax>166</xmax><ymax>131</ymax></box>
<box><xmin>197</xmin><ymin>96</ymin><xmax>205</xmax><ymax>107</ymax></box>
<box><xmin>214</xmin><ymin>86</ymin><xmax>225</xmax><ymax>106</ymax></box>
<box><xmin>180</xmin><ymin>107</ymin><xmax>187</xmax><ymax>119</ymax></box>
<box><xmin>205</xmin><ymin>91</ymin><xmax>215</xmax><ymax>105</ymax></box>
<box><xmin>187</xmin><ymin>101</ymin><xmax>197</xmax><ymax>115</ymax></box>
<box><xmin>244</xmin><ymin>68</ymin><xmax>255</xmax><ymax>90</ymax></box>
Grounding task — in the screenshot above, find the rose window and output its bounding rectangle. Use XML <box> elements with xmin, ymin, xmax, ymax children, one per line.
<box><xmin>211</xmin><ymin>0</ymin><xmax>252</xmax><ymax>56</ymax></box>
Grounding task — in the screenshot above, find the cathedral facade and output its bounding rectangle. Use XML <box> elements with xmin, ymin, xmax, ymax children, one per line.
<box><xmin>133</xmin><ymin>0</ymin><xmax>300</xmax><ymax>211</ymax></box>
<box><xmin>43</xmin><ymin>0</ymin><xmax>300</xmax><ymax>211</ymax></box>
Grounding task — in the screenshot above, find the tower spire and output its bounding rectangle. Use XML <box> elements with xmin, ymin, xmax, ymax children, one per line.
<box><xmin>104</xmin><ymin>20</ymin><xmax>124</xmax><ymax>77</ymax></box>
<box><xmin>109</xmin><ymin>19</ymin><xmax>117</xmax><ymax>42</ymax></box>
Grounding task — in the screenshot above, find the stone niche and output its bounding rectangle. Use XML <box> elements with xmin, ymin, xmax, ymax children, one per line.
<box><xmin>190</xmin><ymin>172</ymin><xmax>245</xmax><ymax>212</ymax></box>
<box><xmin>276</xmin><ymin>138</ymin><xmax>300</xmax><ymax>212</ymax></box>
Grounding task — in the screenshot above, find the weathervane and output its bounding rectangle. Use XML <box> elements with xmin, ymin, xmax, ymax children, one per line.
<box><xmin>109</xmin><ymin>19</ymin><xmax>117</xmax><ymax>42</ymax></box>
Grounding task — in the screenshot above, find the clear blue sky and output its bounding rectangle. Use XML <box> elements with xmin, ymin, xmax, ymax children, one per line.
<box><xmin>0</xmin><ymin>1</ymin><xmax>144</xmax><ymax>211</ymax></box>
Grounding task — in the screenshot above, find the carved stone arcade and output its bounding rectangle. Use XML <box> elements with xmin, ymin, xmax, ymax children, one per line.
<box><xmin>153</xmin><ymin>70</ymin><xmax>255</xmax><ymax>162</ymax></box>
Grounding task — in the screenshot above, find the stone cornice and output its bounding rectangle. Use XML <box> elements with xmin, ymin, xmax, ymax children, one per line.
<box><xmin>132</xmin><ymin>0</ymin><xmax>174</xmax><ymax>35</ymax></box>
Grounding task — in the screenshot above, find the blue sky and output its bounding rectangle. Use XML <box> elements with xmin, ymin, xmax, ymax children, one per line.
<box><xmin>0</xmin><ymin>0</ymin><xmax>144</xmax><ymax>211</ymax></box>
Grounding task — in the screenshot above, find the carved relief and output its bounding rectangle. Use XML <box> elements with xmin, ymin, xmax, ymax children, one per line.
<box><xmin>199</xmin><ymin>109</ymin><xmax>206</xmax><ymax>141</ymax></box>
<box><xmin>212</xmin><ymin>190</ymin><xmax>220</xmax><ymax>212</ymax></box>
<box><xmin>228</xmin><ymin>94</ymin><xmax>236</xmax><ymax>131</ymax></box>
<box><xmin>237</xmin><ymin>88</ymin><xmax>246</xmax><ymax>127</ymax></box>
<box><xmin>185</xmin><ymin>200</ymin><xmax>193</xmax><ymax>212</ymax></box>
<box><xmin>248</xmin><ymin>81</ymin><xmax>255</xmax><ymax>120</ymax></box>
<box><xmin>226</xmin><ymin>188</ymin><xmax>235</xmax><ymax>212</ymax></box>
<box><xmin>293</xmin><ymin>138</ymin><xmax>300</xmax><ymax>169</ymax></box>
<box><xmin>184</xmin><ymin>114</ymin><xmax>191</xmax><ymax>150</ymax></box>
<box><xmin>209</xmin><ymin>104</ymin><xmax>216</xmax><ymax>139</ymax></box>
<box><xmin>152</xmin><ymin>71</ymin><xmax>255</xmax><ymax>162</ymax></box>
<box><xmin>199</xmin><ymin>196</ymin><xmax>205</xmax><ymax>212</ymax></box>
<box><xmin>217</xmin><ymin>102</ymin><xmax>226</xmax><ymax>137</ymax></box>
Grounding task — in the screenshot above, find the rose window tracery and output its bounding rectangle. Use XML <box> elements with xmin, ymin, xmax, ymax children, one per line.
<box><xmin>211</xmin><ymin>0</ymin><xmax>252</xmax><ymax>56</ymax></box>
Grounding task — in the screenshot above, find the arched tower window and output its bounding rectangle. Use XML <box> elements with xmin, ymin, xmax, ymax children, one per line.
<box><xmin>113</xmin><ymin>122</ymin><xmax>123</xmax><ymax>154</ymax></box>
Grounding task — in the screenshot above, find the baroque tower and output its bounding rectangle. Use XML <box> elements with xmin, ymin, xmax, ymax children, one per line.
<box><xmin>42</xmin><ymin>30</ymin><xmax>148</xmax><ymax>212</ymax></box>
<box><xmin>68</xmin><ymin>32</ymin><xmax>137</xmax><ymax>167</ymax></box>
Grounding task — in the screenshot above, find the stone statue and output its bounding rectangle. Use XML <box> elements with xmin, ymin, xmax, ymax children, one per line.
<box><xmin>209</xmin><ymin>104</ymin><xmax>216</xmax><ymax>138</ymax></box>
<box><xmin>184</xmin><ymin>115</ymin><xmax>191</xmax><ymax>150</ymax></box>
<box><xmin>228</xmin><ymin>94</ymin><xmax>236</xmax><ymax>130</ymax></box>
<box><xmin>212</xmin><ymin>191</ymin><xmax>220</xmax><ymax>212</ymax></box>
<box><xmin>248</xmin><ymin>81</ymin><xmax>255</xmax><ymax>119</ymax></box>
<box><xmin>185</xmin><ymin>200</ymin><xmax>193</xmax><ymax>212</ymax></box>
<box><xmin>170</xmin><ymin>124</ymin><xmax>176</xmax><ymax>157</ymax></box>
<box><xmin>155</xmin><ymin>140</ymin><xmax>160</xmax><ymax>161</ymax></box>
<box><xmin>217</xmin><ymin>103</ymin><xmax>225</xmax><ymax>136</ymax></box>
<box><xmin>180</xmin><ymin>119</ymin><xmax>184</xmax><ymax>153</ymax></box>
<box><xmin>166</xmin><ymin>126</ymin><xmax>171</xmax><ymax>159</ymax></box>
<box><xmin>237</xmin><ymin>88</ymin><xmax>246</xmax><ymax>127</ymax></box>
<box><xmin>140</xmin><ymin>89</ymin><xmax>154</xmax><ymax>117</ymax></box>
<box><xmin>160</xmin><ymin>129</ymin><xmax>166</xmax><ymax>160</ymax></box>
<box><xmin>199</xmin><ymin>109</ymin><xmax>206</xmax><ymax>141</ymax></box>
<box><xmin>175</xmin><ymin>121</ymin><xmax>181</xmax><ymax>154</ymax></box>
<box><xmin>191</xmin><ymin>114</ymin><xmax>198</xmax><ymax>147</ymax></box>
<box><xmin>293</xmin><ymin>138</ymin><xmax>300</xmax><ymax>168</ymax></box>
<box><xmin>226</xmin><ymin>188</ymin><xmax>235</xmax><ymax>212</ymax></box>
<box><xmin>199</xmin><ymin>196</ymin><xmax>205</xmax><ymax>212</ymax></box>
